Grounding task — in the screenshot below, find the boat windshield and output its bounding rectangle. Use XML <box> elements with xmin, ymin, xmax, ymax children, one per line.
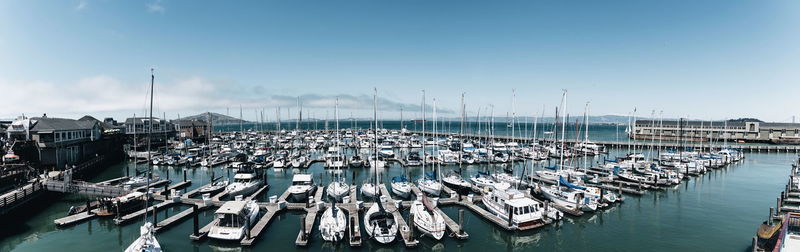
<box><xmin>217</xmin><ymin>213</ymin><xmax>244</xmax><ymax>228</ymax></box>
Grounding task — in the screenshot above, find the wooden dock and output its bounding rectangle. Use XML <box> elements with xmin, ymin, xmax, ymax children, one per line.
<box><xmin>97</xmin><ymin>176</ymin><xmax>130</xmax><ymax>185</ymax></box>
<box><xmin>154</xmin><ymin>203</ymin><xmax>206</xmax><ymax>233</ymax></box>
<box><xmin>189</xmin><ymin>219</ymin><xmax>218</xmax><ymax>240</ymax></box>
<box><xmin>114</xmin><ymin>200</ymin><xmax>178</xmax><ymax>225</ymax></box>
<box><xmin>295</xmin><ymin>186</ymin><xmax>324</xmax><ymax>247</ymax></box>
<box><xmin>344</xmin><ymin>188</ymin><xmax>362</xmax><ymax>247</ymax></box>
<box><xmin>133</xmin><ymin>179</ymin><xmax>171</xmax><ymax>192</ymax></box>
<box><xmin>245</xmin><ymin>185</ymin><xmax>270</xmax><ymax>201</ymax></box>
<box><xmin>241</xmin><ymin>204</ymin><xmax>284</xmax><ymax>246</ymax></box>
<box><xmin>54</xmin><ymin>211</ymin><xmax>97</xmax><ymax>227</ymax></box>
<box><xmin>378</xmin><ymin>185</ymin><xmax>418</xmax><ymax>248</ymax></box>
<box><xmin>432</xmin><ymin>205</ymin><xmax>469</xmax><ymax>239</ymax></box>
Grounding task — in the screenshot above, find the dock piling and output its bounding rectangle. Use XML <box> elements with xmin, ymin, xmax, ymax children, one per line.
<box><xmin>458</xmin><ymin>209</ymin><xmax>465</xmax><ymax>235</ymax></box>
<box><xmin>769</xmin><ymin>207</ymin><xmax>774</xmax><ymax>225</ymax></box>
<box><xmin>183</xmin><ymin>170</ymin><xmax>187</xmax><ymax>182</ymax></box>
<box><xmin>192</xmin><ymin>204</ymin><xmax>199</xmax><ymax>237</ymax></box>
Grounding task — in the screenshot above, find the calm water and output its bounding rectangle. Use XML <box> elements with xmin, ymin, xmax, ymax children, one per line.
<box><xmin>0</xmin><ymin>124</ymin><xmax>794</xmax><ymax>252</ymax></box>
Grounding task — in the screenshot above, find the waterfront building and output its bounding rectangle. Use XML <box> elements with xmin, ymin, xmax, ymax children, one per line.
<box><xmin>631</xmin><ymin>119</ymin><xmax>800</xmax><ymax>144</ymax></box>
<box><xmin>5</xmin><ymin>115</ymin><xmax>104</xmax><ymax>168</ymax></box>
<box><xmin>172</xmin><ymin>119</ymin><xmax>210</xmax><ymax>141</ymax></box>
<box><xmin>124</xmin><ymin>117</ymin><xmax>177</xmax><ymax>148</ymax></box>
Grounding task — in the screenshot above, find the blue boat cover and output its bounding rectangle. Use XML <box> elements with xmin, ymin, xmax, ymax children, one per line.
<box><xmin>559</xmin><ymin>176</ymin><xmax>587</xmax><ymax>190</ymax></box>
<box><xmin>425</xmin><ymin>172</ymin><xmax>436</xmax><ymax>179</ymax></box>
<box><xmin>392</xmin><ymin>176</ymin><xmax>408</xmax><ymax>182</ymax></box>
<box><xmin>543</xmin><ymin>165</ymin><xmax>558</xmax><ymax>170</ymax></box>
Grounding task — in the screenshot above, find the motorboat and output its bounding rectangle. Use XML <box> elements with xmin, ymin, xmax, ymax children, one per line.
<box><xmin>198</xmin><ymin>180</ymin><xmax>229</xmax><ymax>195</ymax></box>
<box><xmin>224</xmin><ymin>163</ymin><xmax>264</xmax><ymax>198</ymax></box>
<box><xmin>208</xmin><ymin>200</ymin><xmax>261</xmax><ymax>240</ymax></box>
<box><xmin>482</xmin><ymin>187</ymin><xmax>556</xmax><ymax>229</ymax></box>
<box><xmin>288</xmin><ymin>174</ymin><xmax>316</xmax><ymax>202</ymax></box>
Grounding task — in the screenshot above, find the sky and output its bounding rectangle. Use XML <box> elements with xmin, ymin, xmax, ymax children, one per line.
<box><xmin>1</xmin><ymin>0</ymin><xmax>799</xmax><ymax>122</ymax></box>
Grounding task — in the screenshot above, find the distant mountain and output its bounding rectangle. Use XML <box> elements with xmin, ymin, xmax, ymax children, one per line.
<box><xmin>181</xmin><ymin>112</ymin><xmax>250</xmax><ymax>125</ymax></box>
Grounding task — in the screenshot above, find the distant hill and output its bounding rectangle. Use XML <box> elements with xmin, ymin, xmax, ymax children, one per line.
<box><xmin>182</xmin><ymin>112</ymin><xmax>249</xmax><ymax>125</ymax></box>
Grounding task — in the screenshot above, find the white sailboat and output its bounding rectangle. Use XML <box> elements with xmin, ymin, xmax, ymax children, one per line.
<box><xmin>363</xmin><ymin>88</ymin><xmax>398</xmax><ymax>244</ymax></box>
<box><xmin>362</xmin><ymin>90</ymin><xmax>380</xmax><ymax>198</ymax></box>
<box><xmin>409</xmin><ymin>193</ymin><xmax>446</xmax><ymax>240</ymax></box>
<box><xmin>417</xmin><ymin>93</ymin><xmax>442</xmax><ymax>196</ymax></box>
<box><xmin>319</xmin><ymin>201</ymin><xmax>347</xmax><ymax>242</ymax></box>
<box><xmin>125</xmin><ymin>69</ymin><xmax>162</xmax><ymax>252</ymax></box>
<box><xmin>326</xmin><ymin>98</ymin><xmax>350</xmax><ymax>202</ymax></box>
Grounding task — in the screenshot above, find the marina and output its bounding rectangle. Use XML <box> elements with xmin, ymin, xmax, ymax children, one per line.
<box><xmin>2</xmin><ymin>1</ymin><xmax>798</xmax><ymax>251</ymax></box>
<box><xmin>2</xmin><ymin>122</ymin><xmax>791</xmax><ymax>251</ymax></box>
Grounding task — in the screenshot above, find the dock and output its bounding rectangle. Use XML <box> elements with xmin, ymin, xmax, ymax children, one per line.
<box><xmin>189</xmin><ymin>219</ymin><xmax>218</xmax><ymax>240</ymax></box>
<box><xmin>295</xmin><ymin>186</ymin><xmax>325</xmax><ymax>246</ymax></box>
<box><xmin>114</xmin><ymin>200</ymin><xmax>178</xmax><ymax>225</ymax></box>
<box><xmin>54</xmin><ymin>211</ymin><xmax>97</xmax><ymax>227</ymax></box>
<box><xmin>241</xmin><ymin>203</ymin><xmax>284</xmax><ymax>246</ymax></box>
<box><xmin>378</xmin><ymin>184</ymin><xmax>418</xmax><ymax>248</ymax></box>
<box><xmin>344</xmin><ymin>188</ymin><xmax>362</xmax><ymax>247</ymax></box>
<box><xmin>154</xmin><ymin>203</ymin><xmax>207</xmax><ymax>233</ymax></box>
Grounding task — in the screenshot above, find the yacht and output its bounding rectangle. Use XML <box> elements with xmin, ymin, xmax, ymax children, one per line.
<box><xmin>409</xmin><ymin>194</ymin><xmax>446</xmax><ymax>240</ymax></box>
<box><xmin>379</xmin><ymin>145</ymin><xmax>395</xmax><ymax>158</ymax></box>
<box><xmin>368</xmin><ymin>156</ymin><xmax>386</xmax><ymax>169</ymax></box>
<box><xmin>96</xmin><ymin>192</ymin><xmax>148</xmax><ymax>217</ymax></box>
<box><xmin>471</xmin><ymin>171</ymin><xmax>510</xmax><ymax>191</ymax></box>
<box><xmin>288</xmin><ymin>174</ymin><xmax>316</xmax><ymax>202</ymax></box>
<box><xmin>482</xmin><ymin>187</ymin><xmax>556</xmax><ymax>229</ymax></box>
<box><xmin>361</xmin><ymin>182</ymin><xmax>378</xmax><ymax>198</ymax></box>
<box><xmin>198</xmin><ymin>180</ymin><xmax>229</xmax><ymax>195</ymax></box>
<box><xmin>349</xmin><ymin>155</ymin><xmax>365</xmax><ymax>168</ymax></box>
<box><xmin>364</xmin><ymin>197</ymin><xmax>397</xmax><ymax>244</ymax></box>
<box><xmin>208</xmin><ymin>200</ymin><xmax>260</xmax><ymax>240</ymax></box>
<box><xmin>442</xmin><ymin>171</ymin><xmax>472</xmax><ymax>194</ymax></box>
<box><xmin>327</xmin><ymin>178</ymin><xmax>350</xmax><ymax>202</ymax></box>
<box><xmin>224</xmin><ymin>163</ymin><xmax>264</xmax><ymax>197</ymax></box>
<box><xmin>391</xmin><ymin>176</ymin><xmax>412</xmax><ymax>199</ymax></box>
<box><xmin>406</xmin><ymin>152</ymin><xmax>423</xmax><ymax>166</ymax></box>
<box><xmin>325</xmin><ymin>147</ymin><xmax>347</xmax><ymax>168</ymax></box>
<box><xmin>417</xmin><ymin>173</ymin><xmax>442</xmax><ymax>196</ymax></box>
<box><xmin>319</xmin><ymin>201</ymin><xmax>347</xmax><ymax>242</ymax></box>
<box><xmin>539</xmin><ymin>183</ymin><xmax>598</xmax><ymax>212</ymax></box>
<box><xmin>124</xmin><ymin>222</ymin><xmax>162</xmax><ymax>252</ymax></box>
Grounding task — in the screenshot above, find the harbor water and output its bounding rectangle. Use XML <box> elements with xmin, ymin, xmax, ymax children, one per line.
<box><xmin>0</xmin><ymin>124</ymin><xmax>793</xmax><ymax>252</ymax></box>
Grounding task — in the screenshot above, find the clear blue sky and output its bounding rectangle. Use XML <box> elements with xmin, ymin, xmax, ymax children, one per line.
<box><xmin>1</xmin><ymin>0</ymin><xmax>798</xmax><ymax>122</ymax></box>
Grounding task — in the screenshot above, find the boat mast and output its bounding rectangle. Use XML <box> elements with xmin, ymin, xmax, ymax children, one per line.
<box><xmin>434</xmin><ymin>98</ymin><xmax>440</xmax><ymax>184</ymax></box>
<box><xmin>373</xmin><ymin>88</ymin><xmax>379</xmax><ymax>195</ymax></box>
<box><xmin>559</xmin><ymin>90</ymin><xmax>567</xmax><ymax>172</ymax></box>
<box><xmin>421</xmin><ymin>90</ymin><xmax>425</xmax><ymax>179</ymax></box>
<box><xmin>146</xmin><ymin>68</ymin><xmax>155</xmax><ymax>224</ymax></box>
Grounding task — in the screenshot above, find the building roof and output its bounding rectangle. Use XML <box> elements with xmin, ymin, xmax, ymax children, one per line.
<box><xmin>30</xmin><ymin>117</ymin><xmax>98</xmax><ymax>132</ymax></box>
<box><xmin>216</xmin><ymin>201</ymin><xmax>247</xmax><ymax>215</ymax></box>
<box><xmin>79</xmin><ymin>115</ymin><xmax>117</xmax><ymax>130</ymax></box>
<box><xmin>172</xmin><ymin>119</ymin><xmax>208</xmax><ymax>127</ymax></box>
<box><xmin>124</xmin><ymin>117</ymin><xmax>168</xmax><ymax>124</ymax></box>
<box><xmin>635</xmin><ymin>119</ymin><xmax>746</xmax><ymax>127</ymax></box>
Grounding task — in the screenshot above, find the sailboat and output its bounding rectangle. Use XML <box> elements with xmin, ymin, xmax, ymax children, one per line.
<box><xmin>363</xmin><ymin>88</ymin><xmax>398</xmax><ymax>244</ymax></box>
<box><xmin>410</xmin><ymin>193</ymin><xmax>446</xmax><ymax>240</ymax></box>
<box><xmin>319</xmin><ymin>199</ymin><xmax>347</xmax><ymax>242</ymax></box>
<box><xmin>417</xmin><ymin>94</ymin><xmax>442</xmax><ymax>196</ymax></box>
<box><xmin>326</xmin><ymin>98</ymin><xmax>350</xmax><ymax>202</ymax></box>
<box><xmin>361</xmin><ymin>91</ymin><xmax>380</xmax><ymax>199</ymax></box>
<box><xmin>124</xmin><ymin>68</ymin><xmax>162</xmax><ymax>252</ymax></box>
